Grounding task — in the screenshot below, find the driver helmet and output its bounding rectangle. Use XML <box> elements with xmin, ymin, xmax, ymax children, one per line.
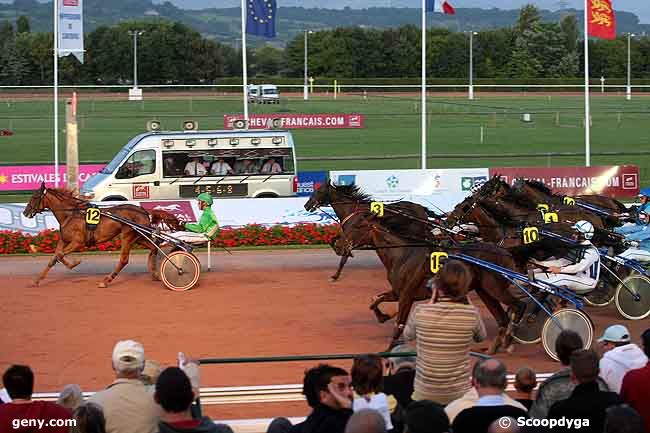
<box><xmin>639</xmin><ymin>211</ymin><xmax>649</xmax><ymax>225</ymax></box>
<box><xmin>197</xmin><ymin>193</ymin><xmax>213</xmax><ymax>206</ymax></box>
<box><xmin>571</xmin><ymin>220</ymin><xmax>594</xmax><ymax>240</ymax></box>
<box><xmin>639</xmin><ymin>188</ymin><xmax>650</xmax><ymax>200</ymax></box>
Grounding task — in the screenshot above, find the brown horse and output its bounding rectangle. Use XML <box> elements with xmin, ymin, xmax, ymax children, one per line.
<box><xmin>336</xmin><ymin>214</ymin><xmax>527</xmax><ymax>353</ymax></box>
<box><xmin>23</xmin><ymin>182</ymin><xmax>159</xmax><ymax>287</ymax></box>
<box><xmin>304</xmin><ymin>182</ymin><xmax>439</xmax><ymax>281</ymax></box>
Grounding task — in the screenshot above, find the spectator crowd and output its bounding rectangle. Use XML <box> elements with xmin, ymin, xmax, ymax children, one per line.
<box><xmin>1</xmin><ymin>261</ymin><xmax>649</xmax><ymax>433</ymax></box>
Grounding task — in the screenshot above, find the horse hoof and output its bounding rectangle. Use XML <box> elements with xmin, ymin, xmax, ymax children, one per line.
<box><xmin>98</xmin><ymin>282</ymin><xmax>107</xmax><ymax>288</ymax></box>
<box><xmin>329</xmin><ymin>276</ymin><xmax>339</xmax><ymax>282</ymax></box>
<box><xmin>506</xmin><ymin>344</ymin><xmax>515</xmax><ymax>354</ymax></box>
<box><xmin>29</xmin><ymin>281</ymin><xmax>40</xmax><ymax>288</ymax></box>
<box><xmin>152</xmin><ymin>274</ymin><xmax>161</xmax><ymax>282</ymax></box>
<box><xmin>69</xmin><ymin>259</ymin><xmax>81</xmax><ymax>269</ymax></box>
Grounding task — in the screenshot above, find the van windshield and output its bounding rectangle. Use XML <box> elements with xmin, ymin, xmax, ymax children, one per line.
<box><xmin>101</xmin><ymin>135</ymin><xmax>143</xmax><ymax>174</ymax></box>
<box><xmin>263</xmin><ymin>88</ymin><xmax>278</xmax><ymax>95</ymax></box>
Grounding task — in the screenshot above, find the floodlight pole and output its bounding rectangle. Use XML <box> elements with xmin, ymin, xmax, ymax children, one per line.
<box><xmin>304</xmin><ymin>30</ymin><xmax>312</xmax><ymax>101</ymax></box>
<box><xmin>129</xmin><ymin>30</ymin><xmax>145</xmax><ymax>89</ymax></box>
<box><xmin>468</xmin><ymin>31</ymin><xmax>476</xmax><ymax>100</ymax></box>
<box><xmin>627</xmin><ymin>32</ymin><xmax>633</xmax><ymax>101</ymax></box>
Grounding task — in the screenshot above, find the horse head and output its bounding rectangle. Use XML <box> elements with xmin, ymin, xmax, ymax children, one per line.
<box><xmin>23</xmin><ymin>182</ymin><xmax>48</xmax><ymax>218</ymax></box>
<box><xmin>304</xmin><ymin>181</ymin><xmax>334</xmax><ymax>212</ymax></box>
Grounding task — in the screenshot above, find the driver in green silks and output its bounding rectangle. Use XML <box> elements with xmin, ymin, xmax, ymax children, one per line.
<box><xmin>184</xmin><ymin>193</ymin><xmax>219</xmax><ymax>236</ymax></box>
<box><xmin>171</xmin><ymin>193</ymin><xmax>220</xmax><ymax>243</ymax></box>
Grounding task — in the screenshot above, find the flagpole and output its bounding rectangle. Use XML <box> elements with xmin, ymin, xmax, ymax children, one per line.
<box><xmin>241</xmin><ymin>0</ymin><xmax>249</xmax><ymax>128</ymax></box>
<box><xmin>420</xmin><ymin>0</ymin><xmax>426</xmax><ymax>169</ymax></box>
<box><xmin>53</xmin><ymin>0</ymin><xmax>59</xmax><ymax>186</ymax></box>
<box><xmin>584</xmin><ymin>0</ymin><xmax>590</xmax><ymax>167</ymax></box>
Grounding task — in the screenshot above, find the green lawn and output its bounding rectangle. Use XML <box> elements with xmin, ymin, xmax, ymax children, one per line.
<box><xmin>1</xmin><ymin>92</ymin><xmax>649</xmax><ymax>183</ymax></box>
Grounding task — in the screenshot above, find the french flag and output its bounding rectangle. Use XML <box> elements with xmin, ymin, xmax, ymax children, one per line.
<box><xmin>426</xmin><ymin>0</ymin><xmax>455</xmax><ymax>14</ymax></box>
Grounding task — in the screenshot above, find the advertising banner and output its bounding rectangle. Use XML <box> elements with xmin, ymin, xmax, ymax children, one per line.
<box><xmin>330</xmin><ymin>168</ymin><xmax>490</xmax><ymax>212</ymax></box>
<box><xmin>489</xmin><ymin>165</ymin><xmax>640</xmax><ymax>198</ymax></box>
<box><xmin>1</xmin><ymin>197</ymin><xmax>335</xmax><ymax>234</ymax></box>
<box><xmin>58</xmin><ymin>0</ymin><xmax>84</xmax><ymax>63</ymax></box>
<box><xmin>224</xmin><ymin>114</ymin><xmax>365</xmax><ymax>129</ymax></box>
<box><xmin>296</xmin><ymin>171</ymin><xmax>328</xmax><ymax>197</ymax></box>
<box><xmin>0</xmin><ymin>164</ymin><xmax>105</xmax><ymax>192</ymax></box>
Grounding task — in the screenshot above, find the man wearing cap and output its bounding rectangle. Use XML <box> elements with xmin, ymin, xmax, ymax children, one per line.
<box><xmin>615</xmin><ymin>211</ymin><xmax>650</xmax><ymax>262</ymax></box>
<box><xmin>598</xmin><ymin>325</ymin><xmax>648</xmax><ymax>394</ymax></box>
<box><xmin>89</xmin><ymin>340</ymin><xmax>161</xmax><ymax>433</ymax></box>
<box><xmin>169</xmin><ymin>193</ymin><xmax>219</xmax><ymax>243</ymax></box>
<box><xmin>615</xmin><ymin>189</ymin><xmax>650</xmax><ymax>233</ymax></box>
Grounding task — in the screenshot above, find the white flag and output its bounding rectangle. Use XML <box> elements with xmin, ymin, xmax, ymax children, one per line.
<box><xmin>58</xmin><ymin>0</ymin><xmax>84</xmax><ymax>63</ymax></box>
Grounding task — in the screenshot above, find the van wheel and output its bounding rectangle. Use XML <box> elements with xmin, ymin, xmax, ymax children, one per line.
<box><xmin>256</xmin><ymin>193</ymin><xmax>278</xmax><ymax>198</ymax></box>
<box><xmin>102</xmin><ymin>196</ymin><xmax>127</xmax><ymax>201</ymax></box>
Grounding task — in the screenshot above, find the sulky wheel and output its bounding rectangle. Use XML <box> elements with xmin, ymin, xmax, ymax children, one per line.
<box><xmin>584</xmin><ymin>276</ymin><xmax>617</xmax><ymax>307</ymax></box>
<box><xmin>541</xmin><ymin>308</ymin><xmax>594</xmax><ymax>361</ymax></box>
<box><xmin>615</xmin><ymin>274</ymin><xmax>650</xmax><ymax>320</ymax></box>
<box><xmin>512</xmin><ymin>297</ymin><xmax>551</xmax><ymax>345</ymax></box>
<box><xmin>160</xmin><ymin>251</ymin><xmax>201</xmax><ymax>292</ymax></box>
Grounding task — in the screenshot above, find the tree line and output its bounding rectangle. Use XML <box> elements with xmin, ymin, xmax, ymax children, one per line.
<box><xmin>2</xmin><ymin>6</ymin><xmax>650</xmax><ymax>86</ymax></box>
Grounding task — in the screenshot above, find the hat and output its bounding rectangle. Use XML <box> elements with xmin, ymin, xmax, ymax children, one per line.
<box><xmin>112</xmin><ymin>340</ymin><xmax>145</xmax><ymax>371</ymax></box>
<box><xmin>197</xmin><ymin>192</ymin><xmax>213</xmax><ymax>206</ymax></box>
<box><xmin>598</xmin><ymin>325</ymin><xmax>631</xmax><ymax>344</ymax></box>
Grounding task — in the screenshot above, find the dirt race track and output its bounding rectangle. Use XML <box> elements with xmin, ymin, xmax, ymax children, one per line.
<box><xmin>1</xmin><ymin>249</ymin><xmax>648</xmax><ymax>420</ymax></box>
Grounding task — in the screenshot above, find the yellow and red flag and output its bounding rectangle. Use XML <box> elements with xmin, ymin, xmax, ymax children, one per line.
<box><xmin>588</xmin><ymin>0</ymin><xmax>616</xmax><ymax>40</ymax></box>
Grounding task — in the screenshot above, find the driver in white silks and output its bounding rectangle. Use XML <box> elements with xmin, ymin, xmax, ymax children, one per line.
<box><xmin>168</xmin><ymin>193</ymin><xmax>220</xmax><ymax>243</ymax></box>
<box><xmin>530</xmin><ymin>220</ymin><xmax>601</xmax><ymax>295</ymax></box>
<box><xmin>616</xmin><ymin>211</ymin><xmax>650</xmax><ymax>262</ymax></box>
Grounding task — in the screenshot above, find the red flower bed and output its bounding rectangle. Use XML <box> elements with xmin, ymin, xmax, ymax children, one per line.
<box><xmin>0</xmin><ymin>224</ymin><xmax>340</xmax><ymax>254</ymax></box>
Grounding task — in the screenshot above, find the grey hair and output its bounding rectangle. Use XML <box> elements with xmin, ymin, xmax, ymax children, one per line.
<box><xmin>473</xmin><ymin>358</ymin><xmax>507</xmax><ymax>390</ymax></box>
<box><xmin>345</xmin><ymin>409</ymin><xmax>387</xmax><ymax>433</ymax></box>
<box><xmin>387</xmin><ymin>344</ymin><xmax>416</xmax><ymax>370</ymax></box>
<box><xmin>57</xmin><ymin>384</ymin><xmax>84</xmax><ymax>410</ymax></box>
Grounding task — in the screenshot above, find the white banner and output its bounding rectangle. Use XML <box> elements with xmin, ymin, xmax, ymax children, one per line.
<box><xmin>330</xmin><ymin>168</ymin><xmax>491</xmax><ymax>213</ymax></box>
<box><xmin>1</xmin><ymin>197</ymin><xmax>334</xmax><ymax>234</ymax></box>
<box><xmin>58</xmin><ymin>0</ymin><xmax>84</xmax><ymax>63</ymax></box>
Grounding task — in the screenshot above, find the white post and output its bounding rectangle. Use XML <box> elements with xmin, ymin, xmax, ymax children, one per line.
<box><xmin>600</xmin><ymin>76</ymin><xmax>605</xmax><ymax>93</ymax></box>
<box><xmin>627</xmin><ymin>33</ymin><xmax>633</xmax><ymax>101</ymax></box>
<box><xmin>420</xmin><ymin>0</ymin><xmax>427</xmax><ymax>169</ymax></box>
<box><xmin>303</xmin><ymin>30</ymin><xmax>309</xmax><ymax>101</ymax></box>
<box><xmin>53</xmin><ymin>0</ymin><xmax>59</xmax><ymax>187</ymax></box>
<box><xmin>583</xmin><ymin>0</ymin><xmax>590</xmax><ymax>167</ymax></box>
<box><xmin>468</xmin><ymin>31</ymin><xmax>475</xmax><ymax>100</ymax></box>
<box><xmin>240</xmin><ymin>0</ymin><xmax>249</xmax><ymax>127</ymax></box>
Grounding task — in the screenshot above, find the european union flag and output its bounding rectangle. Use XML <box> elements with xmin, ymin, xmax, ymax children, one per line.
<box><xmin>425</xmin><ymin>0</ymin><xmax>435</xmax><ymax>12</ymax></box>
<box><xmin>246</xmin><ymin>0</ymin><xmax>277</xmax><ymax>38</ymax></box>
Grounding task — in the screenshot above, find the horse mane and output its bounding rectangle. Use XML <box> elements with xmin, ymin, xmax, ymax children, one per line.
<box><xmin>479</xmin><ymin>200</ymin><xmax>520</xmax><ymax>225</ymax></box>
<box><xmin>525</xmin><ymin>179</ymin><xmax>556</xmax><ymax>196</ymax></box>
<box><xmin>47</xmin><ymin>187</ymin><xmax>87</xmax><ymax>203</ymax></box>
<box><xmin>332</xmin><ymin>183</ymin><xmax>373</xmax><ymax>202</ymax></box>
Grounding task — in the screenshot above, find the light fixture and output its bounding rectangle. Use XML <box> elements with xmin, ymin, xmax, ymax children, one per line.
<box><xmin>208</xmin><ymin>138</ymin><xmax>217</xmax><ymax>146</ymax></box>
<box><xmin>183</xmin><ymin>120</ymin><xmax>198</xmax><ymax>131</ymax></box>
<box><xmin>186</xmin><ymin>139</ymin><xmax>196</xmax><ymax>147</ymax></box>
<box><xmin>233</xmin><ymin>119</ymin><xmax>246</xmax><ymax>129</ymax></box>
<box><xmin>163</xmin><ymin>140</ymin><xmax>174</xmax><ymax>148</ymax></box>
<box><xmin>230</xmin><ymin>138</ymin><xmax>239</xmax><ymax>146</ymax></box>
<box><xmin>146</xmin><ymin>120</ymin><xmax>161</xmax><ymax>131</ymax></box>
<box><xmin>251</xmin><ymin>138</ymin><xmax>261</xmax><ymax>145</ymax></box>
<box><xmin>272</xmin><ymin>136</ymin><xmax>283</xmax><ymax>145</ymax></box>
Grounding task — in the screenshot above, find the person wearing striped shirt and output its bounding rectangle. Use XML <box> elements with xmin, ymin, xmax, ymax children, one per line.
<box><xmin>403</xmin><ymin>260</ymin><xmax>487</xmax><ymax>405</ymax></box>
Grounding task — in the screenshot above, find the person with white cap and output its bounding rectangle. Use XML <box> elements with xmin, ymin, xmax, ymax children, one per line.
<box><xmin>89</xmin><ymin>340</ymin><xmax>161</xmax><ymax>433</ymax></box>
<box><xmin>598</xmin><ymin>325</ymin><xmax>648</xmax><ymax>394</ymax></box>
<box><xmin>530</xmin><ymin>220</ymin><xmax>601</xmax><ymax>295</ymax></box>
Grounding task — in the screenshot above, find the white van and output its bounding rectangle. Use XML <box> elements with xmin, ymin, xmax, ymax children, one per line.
<box><xmin>248</xmin><ymin>84</ymin><xmax>279</xmax><ymax>104</ymax></box>
<box><xmin>80</xmin><ymin>127</ymin><xmax>298</xmax><ymax>201</ymax></box>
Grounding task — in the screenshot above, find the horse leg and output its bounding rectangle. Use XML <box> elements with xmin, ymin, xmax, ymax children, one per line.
<box><xmin>147</xmin><ymin>244</ymin><xmax>160</xmax><ymax>281</ymax></box>
<box><xmin>370</xmin><ymin>290</ymin><xmax>398</xmax><ymax>323</ymax></box>
<box><xmin>99</xmin><ymin>232</ymin><xmax>136</xmax><ymax>288</ymax></box>
<box><xmin>330</xmin><ymin>253</ymin><xmax>351</xmax><ymax>282</ymax></box>
<box><xmin>388</xmin><ymin>291</ymin><xmax>418</xmax><ymax>350</ymax></box>
<box><xmin>31</xmin><ymin>238</ymin><xmax>82</xmax><ymax>286</ymax></box>
<box><xmin>475</xmin><ymin>289</ymin><xmax>509</xmax><ymax>355</ymax></box>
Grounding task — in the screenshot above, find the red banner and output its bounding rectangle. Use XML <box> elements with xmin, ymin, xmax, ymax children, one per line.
<box><xmin>224</xmin><ymin>114</ymin><xmax>364</xmax><ymax>129</ymax></box>
<box><xmin>489</xmin><ymin>165</ymin><xmax>639</xmax><ymax>198</ymax></box>
<box><xmin>588</xmin><ymin>0</ymin><xmax>616</xmax><ymax>40</ymax></box>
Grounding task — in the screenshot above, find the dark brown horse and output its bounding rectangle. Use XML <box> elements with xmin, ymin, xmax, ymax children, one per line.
<box><xmin>304</xmin><ymin>182</ymin><xmax>439</xmax><ymax>281</ymax></box>
<box><xmin>23</xmin><ymin>183</ymin><xmax>159</xmax><ymax>287</ymax></box>
<box><xmin>336</xmin><ymin>214</ymin><xmax>527</xmax><ymax>353</ymax></box>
